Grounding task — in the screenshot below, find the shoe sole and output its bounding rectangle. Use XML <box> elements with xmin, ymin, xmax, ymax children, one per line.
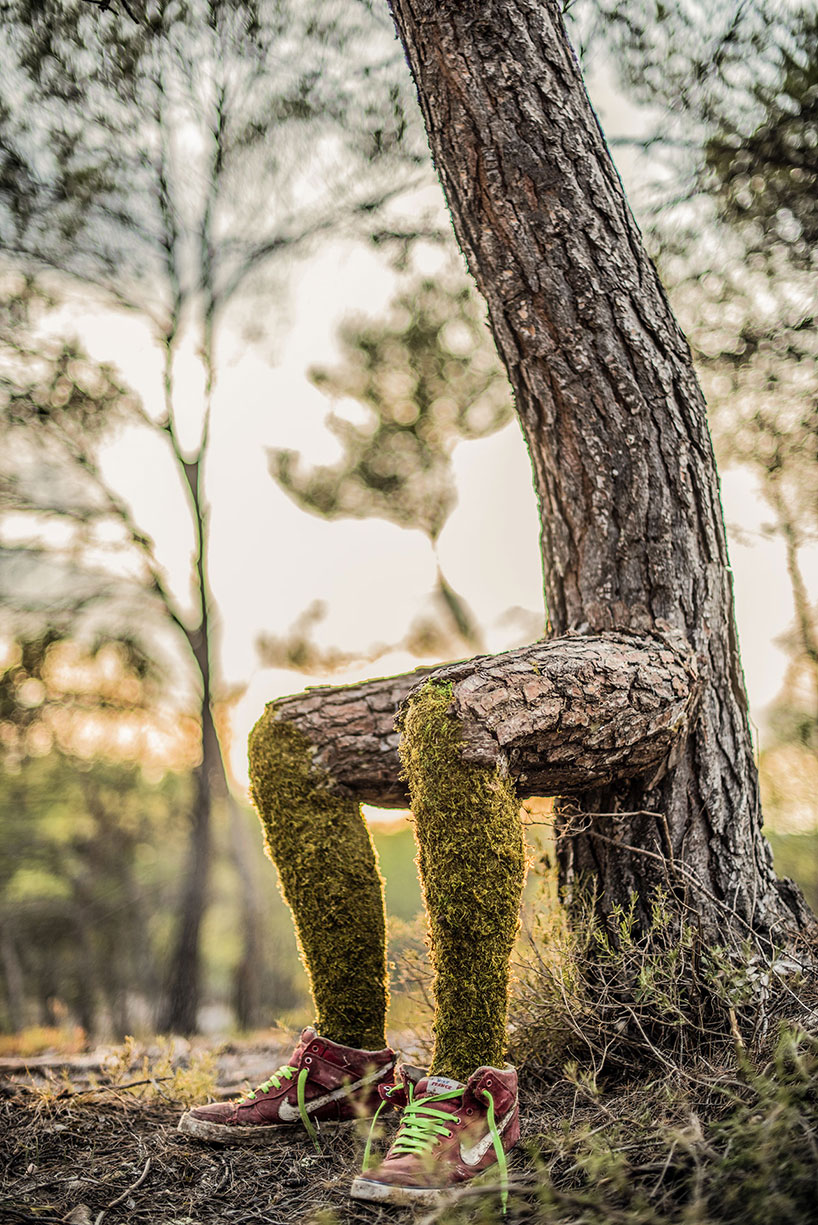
<box><xmin>349</xmin><ymin>1148</ymin><xmax>518</xmax><ymax>1206</ymax></box>
<box><xmin>349</xmin><ymin>1177</ymin><xmax>450</xmax><ymax>1207</ymax></box>
<box><xmin>177</xmin><ymin>1112</ymin><xmax>358</xmax><ymax>1145</ymax></box>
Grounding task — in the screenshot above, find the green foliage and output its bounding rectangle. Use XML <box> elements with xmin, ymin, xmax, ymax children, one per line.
<box><xmin>0</xmin><ymin>750</ymin><xmax>189</xmax><ymax>1034</ymax></box>
<box><xmin>589</xmin><ymin>2</ymin><xmax>818</xmax><ymax>446</ymax></box>
<box><xmin>0</xmin><ymin>744</ymin><xmax>314</xmax><ymax>1038</ymax></box>
<box><xmin>372</xmin><ymin>824</ymin><xmax>423</xmax><ymax>921</ymax></box>
<box><xmin>248</xmin><ymin>708</ymin><xmax>389</xmax><ymax>1050</ymax></box>
<box><xmin>0</xmin><ymin>272</ymin><xmax>143</xmax><ymax>635</ymax></box>
<box><xmin>700</xmin><ymin>7</ymin><xmax>818</xmax><ymax>262</ymax></box>
<box><xmin>0</xmin><ymin>0</ymin><xmax>420</xmax><ymax>306</ymax></box>
<box><xmin>398</xmin><ymin>681</ymin><xmax>526</xmax><ymax>1080</ymax></box>
<box><xmin>587</xmin><ymin>0</ymin><xmax>818</xmax><ymax>879</ymax></box>
<box><xmin>0</xmin><ymin>631</ymin><xmax>163</xmax><ymax>766</ymax></box>
<box><xmin>0</xmin><ymin>276</ymin><xmax>129</xmax><ymax>436</ymax></box>
<box><xmin>273</xmin><ymin>274</ymin><xmax>511</xmax><ymax>544</ymax></box>
<box><xmin>768</xmin><ymin>831</ymin><xmax>818</xmax><ymax>914</ymax></box>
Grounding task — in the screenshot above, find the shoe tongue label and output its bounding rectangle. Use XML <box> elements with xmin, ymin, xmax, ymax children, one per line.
<box><xmin>425</xmin><ymin>1075</ymin><xmax>464</xmax><ymax>1094</ymax></box>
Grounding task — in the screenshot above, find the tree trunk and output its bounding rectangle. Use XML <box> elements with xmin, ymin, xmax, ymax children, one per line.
<box><xmin>0</xmin><ymin>917</ymin><xmax>26</xmax><ymax>1033</ymax></box>
<box><xmin>229</xmin><ymin>796</ymin><xmax>265</xmax><ymax>1031</ymax></box>
<box><xmin>386</xmin><ymin>0</ymin><xmax>813</xmax><ymax>944</ymax></box>
<box><xmin>160</xmin><ymin>677</ymin><xmax>268</xmax><ymax>1034</ymax></box>
<box><xmin>158</xmin><ymin>696</ymin><xmax>219</xmax><ymax>1034</ymax></box>
<box><xmin>72</xmin><ymin>907</ymin><xmax>104</xmax><ymax>1039</ymax></box>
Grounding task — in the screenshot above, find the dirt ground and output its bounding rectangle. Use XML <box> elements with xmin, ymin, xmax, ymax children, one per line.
<box><xmin>0</xmin><ymin>1037</ymin><xmax>547</xmax><ymax>1225</ymax></box>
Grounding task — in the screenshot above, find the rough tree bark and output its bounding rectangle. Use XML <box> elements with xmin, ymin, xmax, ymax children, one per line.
<box><xmin>253</xmin><ymin>0</ymin><xmax>815</xmax><ymax>953</ymax></box>
<box><xmin>259</xmin><ymin>630</ymin><xmax>699</xmax><ymax>802</ymax></box>
<box><xmin>376</xmin><ymin>0</ymin><xmax>818</xmax><ymax>945</ymax></box>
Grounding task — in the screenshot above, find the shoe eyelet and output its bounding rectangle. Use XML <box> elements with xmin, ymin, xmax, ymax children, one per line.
<box><xmin>467</xmin><ymin>1108</ymin><xmax>474</xmax><ymax>1115</ymax></box>
<box><xmin>444</xmin><ymin>1130</ymin><xmax>452</xmax><ymax>1138</ymax></box>
<box><xmin>311</xmin><ymin>1044</ymin><xmax>320</xmax><ymax>1052</ymax></box>
<box><xmin>304</xmin><ymin>1056</ymin><xmax>312</xmax><ymax>1064</ymax></box>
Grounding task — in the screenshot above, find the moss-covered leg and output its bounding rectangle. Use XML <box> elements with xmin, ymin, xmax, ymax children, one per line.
<box><xmin>248</xmin><ymin>713</ymin><xmax>388</xmax><ymax>1050</ymax></box>
<box><xmin>398</xmin><ymin>682</ymin><xmax>527</xmax><ymax>1081</ymax></box>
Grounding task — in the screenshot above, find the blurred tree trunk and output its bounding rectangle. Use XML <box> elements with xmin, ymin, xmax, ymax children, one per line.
<box><xmin>388</xmin><ymin>0</ymin><xmax>814</xmax><ymax>944</ymax></box>
<box><xmin>229</xmin><ymin>799</ymin><xmax>265</xmax><ymax>1031</ymax></box>
<box><xmin>160</xmin><ymin>668</ymin><xmax>266</xmax><ymax>1032</ymax></box>
<box><xmin>72</xmin><ymin>910</ymin><xmax>104</xmax><ymax>1037</ymax></box>
<box><xmin>159</xmin><ymin>682</ymin><xmax>218</xmax><ymax>1035</ymax></box>
<box><xmin>0</xmin><ymin>919</ymin><xmax>25</xmax><ymax>1033</ymax></box>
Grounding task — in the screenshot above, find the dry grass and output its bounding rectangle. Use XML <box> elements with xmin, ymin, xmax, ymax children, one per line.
<box><xmin>0</xmin><ymin>1036</ymin><xmax>456</xmax><ymax>1225</ymax></box>
<box><xmin>0</xmin><ymin>1026</ymin><xmax>88</xmax><ymax>1059</ymax></box>
<box><xmin>3</xmin><ymin>881</ymin><xmax>817</xmax><ymax>1225</ymax></box>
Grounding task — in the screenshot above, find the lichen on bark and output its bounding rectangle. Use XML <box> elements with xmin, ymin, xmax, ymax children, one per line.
<box><xmin>398</xmin><ymin>681</ymin><xmax>527</xmax><ymax>1080</ymax></box>
<box><xmin>248</xmin><ymin>707</ymin><xmax>389</xmax><ymax>1050</ymax></box>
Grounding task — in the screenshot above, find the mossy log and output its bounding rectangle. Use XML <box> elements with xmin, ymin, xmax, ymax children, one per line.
<box><xmin>253</xmin><ymin>628</ymin><xmax>700</xmax><ymax>808</ymax></box>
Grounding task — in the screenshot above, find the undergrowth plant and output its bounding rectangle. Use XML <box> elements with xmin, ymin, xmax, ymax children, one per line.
<box><xmin>442</xmin><ymin>866</ymin><xmax>818</xmax><ymax>1225</ymax></box>
<box><xmin>431</xmin><ymin>1024</ymin><xmax>818</xmax><ymax>1225</ymax></box>
<box><xmin>510</xmin><ymin>863</ymin><xmax>813</xmax><ymax>1079</ymax></box>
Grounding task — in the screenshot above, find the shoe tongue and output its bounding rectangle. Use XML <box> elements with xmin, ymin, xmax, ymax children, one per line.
<box><xmin>418</xmin><ymin>1074</ymin><xmax>464</xmax><ymax>1097</ymax></box>
<box><xmin>292</xmin><ymin>1026</ymin><xmax>318</xmax><ymax>1060</ymax></box>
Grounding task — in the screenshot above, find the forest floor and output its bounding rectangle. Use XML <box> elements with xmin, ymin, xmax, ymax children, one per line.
<box><xmin>2</xmin><ymin>1022</ymin><xmax>817</xmax><ymax>1225</ymax></box>
<box><xmin>0</xmin><ymin>1033</ymin><xmax>554</xmax><ymax>1225</ymax></box>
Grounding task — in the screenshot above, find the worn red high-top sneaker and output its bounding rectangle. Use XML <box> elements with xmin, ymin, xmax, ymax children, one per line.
<box><xmin>178</xmin><ymin>1027</ymin><xmax>395</xmax><ymax>1146</ymax></box>
<box><xmin>350</xmin><ymin>1064</ymin><xmax>519</xmax><ymax>1208</ymax></box>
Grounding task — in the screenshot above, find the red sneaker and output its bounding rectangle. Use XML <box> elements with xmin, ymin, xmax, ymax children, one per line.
<box><xmin>350</xmin><ymin>1064</ymin><xmax>519</xmax><ymax>1208</ymax></box>
<box><xmin>178</xmin><ymin>1027</ymin><xmax>395</xmax><ymax>1146</ymax></box>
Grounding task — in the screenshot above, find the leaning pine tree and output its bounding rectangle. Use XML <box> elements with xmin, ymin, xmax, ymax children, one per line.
<box><xmin>249</xmin><ymin>0</ymin><xmax>817</xmax><ymax>1059</ymax></box>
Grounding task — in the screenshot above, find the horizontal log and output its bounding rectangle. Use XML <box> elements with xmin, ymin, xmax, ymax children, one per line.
<box><xmin>254</xmin><ymin>630</ymin><xmax>700</xmax><ymax>807</ymax></box>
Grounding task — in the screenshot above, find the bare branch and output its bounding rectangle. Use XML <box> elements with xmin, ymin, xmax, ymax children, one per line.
<box><xmin>49</xmin><ymin>429</ymin><xmax>194</xmax><ymax>647</ymax></box>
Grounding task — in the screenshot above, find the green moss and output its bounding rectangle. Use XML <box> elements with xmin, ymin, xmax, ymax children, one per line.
<box><xmin>248</xmin><ymin>709</ymin><xmax>388</xmax><ymax>1050</ymax></box>
<box><xmin>398</xmin><ymin>681</ymin><xmax>527</xmax><ymax>1080</ymax></box>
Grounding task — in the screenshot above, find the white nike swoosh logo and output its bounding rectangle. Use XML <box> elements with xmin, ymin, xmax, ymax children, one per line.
<box><xmin>277</xmin><ymin>1064</ymin><xmax>394</xmax><ymax>1122</ymax></box>
<box><xmin>459</xmin><ymin>1103</ymin><xmax>517</xmax><ymax>1166</ymax></box>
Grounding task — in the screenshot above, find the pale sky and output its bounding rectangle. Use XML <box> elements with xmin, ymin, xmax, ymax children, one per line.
<box><xmin>34</xmin><ymin>62</ymin><xmax>812</xmax><ymax>796</ymax></box>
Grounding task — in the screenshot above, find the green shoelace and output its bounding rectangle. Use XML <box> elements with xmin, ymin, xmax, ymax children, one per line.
<box><xmin>363</xmin><ymin>1082</ymin><xmax>509</xmax><ymax>1213</ymax></box>
<box><xmin>241</xmin><ymin>1063</ymin><xmax>320</xmax><ymax>1151</ymax></box>
<box><xmin>480</xmin><ymin>1087</ymin><xmax>510</xmax><ymax>1214</ymax></box>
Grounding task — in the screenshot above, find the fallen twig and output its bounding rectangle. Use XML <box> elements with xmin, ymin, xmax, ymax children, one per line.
<box><xmin>93</xmin><ymin>1155</ymin><xmax>151</xmax><ymax>1225</ymax></box>
<box><xmin>63</xmin><ymin>1077</ymin><xmax>172</xmax><ymax>1099</ymax></box>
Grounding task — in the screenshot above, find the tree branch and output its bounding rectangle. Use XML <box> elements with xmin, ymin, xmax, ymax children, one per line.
<box><xmin>252</xmin><ymin>629</ymin><xmax>700</xmax><ymax>807</ymax></box>
<box><xmin>54</xmin><ymin>432</ymin><xmax>193</xmax><ymax>647</ymax></box>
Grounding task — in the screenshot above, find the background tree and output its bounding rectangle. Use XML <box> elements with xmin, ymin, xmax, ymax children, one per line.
<box><xmin>0</xmin><ymin>0</ymin><xmax>420</xmax><ymax>1031</ymax></box>
<box><xmin>0</xmin><ymin>626</ymin><xmax>192</xmax><ymax>1036</ymax></box>
<box><xmin>0</xmin><ymin>625</ymin><xmax>316</xmax><ymax>1036</ymax></box>
<box><xmin>271</xmin><ymin>270</ymin><xmax>515</xmax><ymax>653</ymax></box>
